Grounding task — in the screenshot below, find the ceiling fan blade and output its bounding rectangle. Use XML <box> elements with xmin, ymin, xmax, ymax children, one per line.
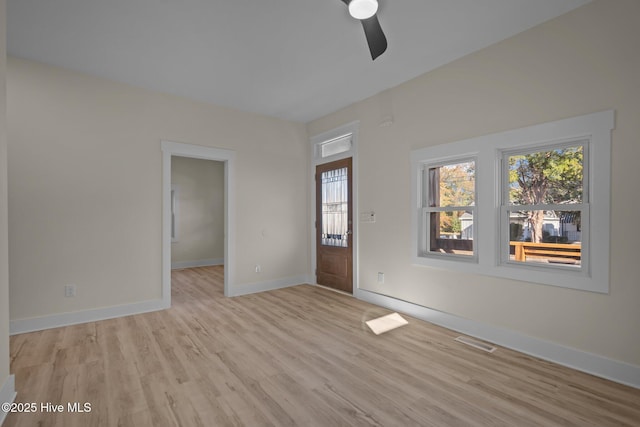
<box><xmin>361</xmin><ymin>15</ymin><xmax>387</xmax><ymax>60</ymax></box>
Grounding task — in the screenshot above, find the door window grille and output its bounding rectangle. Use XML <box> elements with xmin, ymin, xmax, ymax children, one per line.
<box><xmin>321</xmin><ymin>167</ymin><xmax>349</xmax><ymax>247</ymax></box>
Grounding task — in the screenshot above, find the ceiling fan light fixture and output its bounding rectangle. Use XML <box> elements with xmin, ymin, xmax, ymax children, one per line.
<box><xmin>348</xmin><ymin>0</ymin><xmax>378</xmax><ymax>20</ymax></box>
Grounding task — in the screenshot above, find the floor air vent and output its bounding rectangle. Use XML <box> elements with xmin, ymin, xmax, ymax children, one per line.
<box><xmin>454</xmin><ymin>336</ymin><xmax>497</xmax><ymax>353</ymax></box>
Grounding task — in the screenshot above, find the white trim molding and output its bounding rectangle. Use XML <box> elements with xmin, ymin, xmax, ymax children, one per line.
<box><xmin>411</xmin><ymin>110</ymin><xmax>614</xmax><ymax>293</ymax></box>
<box><xmin>0</xmin><ymin>375</ymin><xmax>16</xmax><ymax>426</ymax></box>
<box><xmin>161</xmin><ymin>140</ymin><xmax>236</xmax><ymax>302</ymax></box>
<box><xmin>9</xmin><ymin>299</ymin><xmax>167</xmax><ymax>335</ymax></box>
<box><xmin>310</xmin><ymin>121</ymin><xmax>360</xmax><ymax>294</ymax></box>
<box><xmin>171</xmin><ymin>258</ymin><xmax>224</xmax><ymax>270</ymax></box>
<box><xmin>356</xmin><ymin>288</ymin><xmax>640</xmax><ymax>390</ymax></box>
<box><xmin>170</xmin><ymin>184</ymin><xmax>180</xmax><ymax>243</ymax></box>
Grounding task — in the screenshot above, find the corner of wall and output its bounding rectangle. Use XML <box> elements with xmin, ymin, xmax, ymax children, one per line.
<box><xmin>0</xmin><ymin>0</ymin><xmax>13</xmax><ymax>409</ymax></box>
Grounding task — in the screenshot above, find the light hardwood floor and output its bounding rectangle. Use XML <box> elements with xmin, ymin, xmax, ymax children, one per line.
<box><xmin>5</xmin><ymin>266</ymin><xmax>640</xmax><ymax>426</ymax></box>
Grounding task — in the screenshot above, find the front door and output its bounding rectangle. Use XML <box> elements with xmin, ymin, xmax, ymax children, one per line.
<box><xmin>316</xmin><ymin>158</ymin><xmax>353</xmax><ymax>293</ymax></box>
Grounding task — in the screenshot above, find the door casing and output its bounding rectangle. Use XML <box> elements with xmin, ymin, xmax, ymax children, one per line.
<box><xmin>310</xmin><ymin>122</ymin><xmax>359</xmax><ymax>295</ymax></box>
<box><xmin>161</xmin><ymin>140</ymin><xmax>236</xmax><ymax>305</ymax></box>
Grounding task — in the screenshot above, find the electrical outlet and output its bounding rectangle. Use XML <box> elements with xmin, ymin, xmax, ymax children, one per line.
<box><xmin>377</xmin><ymin>272</ymin><xmax>384</xmax><ymax>283</ymax></box>
<box><xmin>64</xmin><ymin>284</ymin><xmax>76</xmax><ymax>297</ymax></box>
<box><xmin>255</xmin><ymin>264</ymin><xmax>261</xmax><ymax>273</ymax></box>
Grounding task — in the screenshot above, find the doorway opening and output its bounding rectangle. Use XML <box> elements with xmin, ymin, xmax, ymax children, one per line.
<box><xmin>310</xmin><ymin>122</ymin><xmax>359</xmax><ymax>295</ymax></box>
<box><xmin>161</xmin><ymin>141</ymin><xmax>236</xmax><ymax>306</ymax></box>
<box><xmin>171</xmin><ymin>156</ymin><xmax>225</xmax><ymax>269</ymax></box>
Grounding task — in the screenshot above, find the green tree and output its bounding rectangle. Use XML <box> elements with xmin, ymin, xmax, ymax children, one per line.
<box><xmin>439</xmin><ymin>162</ymin><xmax>474</xmax><ymax>234</ymax></box>
<box><xmin>509</xmin><ymin>146</ymin><xmax>582</xmax><ymax>242</ymax></box>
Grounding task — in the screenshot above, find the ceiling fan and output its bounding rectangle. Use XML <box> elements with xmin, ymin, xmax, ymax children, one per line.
<box><xmin>340</xmin><ymin>0</ymin><xmax>388</xmax><ymax>60</ymax></box>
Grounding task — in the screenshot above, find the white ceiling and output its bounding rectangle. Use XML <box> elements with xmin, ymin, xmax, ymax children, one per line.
<box><xmin>7</xmin><ymin>0</ymin><xmax>590</xmax><ymax>123</ymax></box>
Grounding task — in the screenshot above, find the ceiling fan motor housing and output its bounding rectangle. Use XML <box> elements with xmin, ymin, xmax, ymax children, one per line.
<box><xmin>349</xmin><ymin>0</ymin><xmax>379</xmax><ymax>20</ymax></box>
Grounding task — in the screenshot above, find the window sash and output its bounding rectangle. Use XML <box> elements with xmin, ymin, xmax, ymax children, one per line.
<box><xmin>500</xmin><ymin>141</ymin><xmax>589</xmax><ymax>272</ymax></box>
<box><xmin>500</xmin><ymin>204</ymin><xmax>588</xmax><ymax>271</ymax></box>
<box><xmin>501</xmin><ymin>140</ymin><xmax>589</xmax><ymax>207</ymax></box>
<box><xmin>421</xmin><ymin>207</ymin><xmax>476</xmax><ymax>259</ymax></box>
<box><xmin>420</xmin><ymin>159</ymin><xmax>477</xmax><ymax>260</ymax></box>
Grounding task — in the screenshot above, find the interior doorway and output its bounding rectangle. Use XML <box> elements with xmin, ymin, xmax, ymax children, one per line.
<box><xmin>170</xmin><ymin>157</ymin><xmax>225</xmax><ymax>270</ymax></box>
<box><xmin>161</xmin><ymin>141</ymin><xmax>236</xmax><ymax>306</ymax></box>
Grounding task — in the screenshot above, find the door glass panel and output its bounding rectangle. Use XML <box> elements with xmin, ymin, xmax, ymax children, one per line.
<box><xmin>321</xmin><ymin>167</ymin><xmax>349</xmax><ymax>247</ymax></box>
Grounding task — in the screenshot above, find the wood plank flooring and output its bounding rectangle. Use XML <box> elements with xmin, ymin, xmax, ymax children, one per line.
<box><xmin>5</xmin><ymin>265</ymin><xmax>640</xmax><ymax>426</ymax></box>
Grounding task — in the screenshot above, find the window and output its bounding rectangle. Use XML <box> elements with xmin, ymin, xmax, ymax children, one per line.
<box><xmin>502</xmin><ymin>143</ymin><xmax>586</xmax><ymax>270</ymax></box>
<box><xmin>421</xmin><ymin>160</ymin><xmax>476</xmax><ymax>259</ymax></box>
<box><xmin>411</xmin><ymin>110</ymin><xmax>613</xmax><ymax>293</ymax></box>
<box><xmin>317</xmin><ymin>134</ymin><xmax>352</xmax><ymax>159</ymax></box>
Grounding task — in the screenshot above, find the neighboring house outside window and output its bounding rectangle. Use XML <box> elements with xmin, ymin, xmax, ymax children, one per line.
<box><xmin>420</xmin><ymin>159</ymin><xmax>476</xmax><ymax>260</ymax></box>
<box><xmin>411</xmin><ymin>110</ymin><xmax>613</xmax><ymax>293</ymax></box>
<box><xmin>501</xmin><ymin>143</ymin><xmax>586</xmax><ymax>270</ymax></box>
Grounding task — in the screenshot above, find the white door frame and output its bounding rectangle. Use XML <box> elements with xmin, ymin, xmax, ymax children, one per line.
<box><xmin>161</xmin><ymin>140</ymin><xmax>236</xmax><ymax>305</ymax></box>
<box><xmin>310</xmin><ymin>122</ymin><xmax>359</xmax><ymax>295</ymax></box>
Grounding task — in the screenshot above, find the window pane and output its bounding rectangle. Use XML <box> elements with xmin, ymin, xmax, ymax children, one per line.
<box><xmin>429</xmin><ymin>211</ymin><xmax>474</xmax><ymax>256</ymax></box>
<box><xmin>321</xmin><ymin>167</ymin><xmax>349</xmax><ymax>247</ymax></box>
<box><xmin>428</xmin><ymin>161</ymin><xmax>475</xmax><ymax>208</ymax></box>
<box><xmin>508</xmin><ymin>145</ymin><xmax>583</xmax><ymax>206</ymax></box>
<box><xmin>508</xmin><ymin>209</ymin><xmax>581</xmax><ymax>267</ymax></box>
<box><xmin>320</xmin><ymin>135</ymin><xmax>351</xmax><ymax>158</ymax></box>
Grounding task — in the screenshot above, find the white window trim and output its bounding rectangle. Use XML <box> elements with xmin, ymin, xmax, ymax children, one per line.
<box><xmin>411</xmin><ymin>110</ymin><xmax>613</xmax><ymax>293</ymax></box>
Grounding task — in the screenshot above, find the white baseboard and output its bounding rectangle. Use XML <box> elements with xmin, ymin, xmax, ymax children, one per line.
<box><xmin>356</xmin><ymin>288</ymin><xmax>640</xmax><ymax>390</ymax></box>
<box><xmin>0</xmin><ymin>374</ymin><xmax>16</xmax><ymax>426</ymax></box>
<box><xmin>171</xmin><ymin>258</ymin><xmax>224</xmax><ymax>270</ymax></box>
<box><xmin>230</xmin><ymin>275</ymin><xmax>311</xmax><ymax>297</ymax></box>
<box><xmin>8</xmin><ymin>271</ymin><xmax>308</xmax><ymax>333</ymax></box>
<box><xmin>10</xmin><ymin>299</ymin><xmax>169</xmax><ymax>335</ymax></box>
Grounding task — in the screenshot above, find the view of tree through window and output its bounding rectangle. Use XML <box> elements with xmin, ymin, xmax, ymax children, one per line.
<box><xmin>412</xmin><ymin>110</ymin><xmax>611</xmax><ymax>292</ymax></box>
<box><xmin>425</xmin><ymin>160</ymin><xmax>475</xmax><ymax>256</ymax></box>
<box><xmin>506</xmin><ymin>144</ymin><xmax>585</xmax><ymax>266</ymax></box>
